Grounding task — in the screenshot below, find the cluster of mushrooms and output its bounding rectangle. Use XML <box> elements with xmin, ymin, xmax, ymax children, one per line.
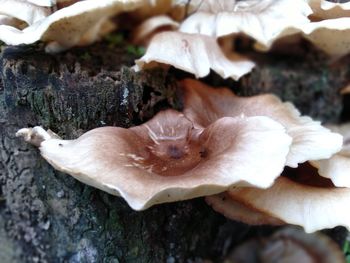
<box><xmin>5</xmin><ymin>0</ymin><xmax>350</xmax><ymax>235</ymax></box>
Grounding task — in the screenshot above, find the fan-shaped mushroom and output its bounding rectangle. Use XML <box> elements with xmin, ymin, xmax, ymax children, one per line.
<box><xmin>311</xmin><ymin>123</ymin><xmax>350</xmax><ymax>187</ymax></box>
<box><xmin>16</xmin><ymin>109</ymin><xmax>292</xmax><ymax>210</ymax></box>
<box><xmin>179</xmin><ymin>0</ymin><xmax>312</xmax><ymax>49</ymax></box>
<box><xmin>134</xmin><ymin>31</ymin><xmax>255</xmax><ymax>80</ymax></box>
<box><xmin>0</xmin><ymin>0</ymin><xmax>146</xmax><ymax>52</ymax></box>
<box><xmin>181</xmin><ymin>78</ymin><xmax>343</xmax><ymax>168</ymax></box>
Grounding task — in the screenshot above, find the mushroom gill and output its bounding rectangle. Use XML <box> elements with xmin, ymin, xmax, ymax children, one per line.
<box><xmin>16</xmin><ymin>109</ymin><xmax>292</xmax><ymax>210</ymax></box>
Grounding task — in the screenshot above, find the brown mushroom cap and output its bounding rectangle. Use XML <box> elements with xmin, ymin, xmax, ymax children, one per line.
<box><xmin>206</xmin><ymin>165</ymin><xmax>350</xmax><ymax>232</ymax></box>
<box><xmin>181</xmin><ymin>78</ymin><xmax>343</xmax><ymax>168</ymax></box>
<box><xmin>17</xmin><ymin>109</ymin><xmax>292</xmax><ymax>210</ymax></box>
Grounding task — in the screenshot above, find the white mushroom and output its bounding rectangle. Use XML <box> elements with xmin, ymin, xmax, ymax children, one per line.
<box><xmin>0</xmin><ymin>0</ymin><xmax>51</xmax><ymax>25</ymax></box>
<box><xmin>179</xmin><ymin>0</ymin><xmax>312</xmax><ymax>49</ymax></box>
<box><xmin>0</xmin><ymin>0</ymin><xmax>144</xmax><ymax>53</ymax></box>
<box><xmin>131</xmin><ymin>15</ymin><xmax>179</xmax><ymax>45</ymax></box>
<box><xmin>207</xmin><ymin>168</ymin><xmax>350</xmax><ymax>232</ymax></box>
<box><xmin>300</xmin><ymin>18</ymin><xmax>350</xmax><ymax>58</ymax></box>
<box><xmin>311</xmin><ymin>123</ymin><xmax>350</xmax><ymax>187</ymax></box>
<box><xmin>134</xmin><ymin>31</ymin><xmax>255</xmax><ymax>80</ymax></box>
<box><xmin>308</xmin><ymin>0</ymin><xmax>350</xmax><ymax>20</ymax></box>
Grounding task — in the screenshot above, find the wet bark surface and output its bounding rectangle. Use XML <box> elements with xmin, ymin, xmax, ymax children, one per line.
<box><xmin>0</xmin><ymin>41</ymin><xmax>349</xmax><ymax>262</ymax></box>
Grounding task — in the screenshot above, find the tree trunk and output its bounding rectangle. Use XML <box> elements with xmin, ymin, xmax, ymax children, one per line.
<box><xmin>0</xmin><ymin>42</ymin><xmax>348</xmax><ymax>262</ymax></box>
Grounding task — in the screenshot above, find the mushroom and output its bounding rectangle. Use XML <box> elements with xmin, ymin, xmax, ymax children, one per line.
<box><xmin>308</xmin><ymin>0</ymin><xmax>350</xmax><ymax>20</ymax></box>
<box><xmin>0</xmin><ymin>0</ymin><xmax>51</xmax><ymax>25</ymax></box>
<box><xmin>16</xmin><ymin>109</ymin><xmax>292</xmax><ymax>210</ymax></box>
<box><xmin>131</xmin><ymin>15</ymin><xmax>179</xmax><ymax>45</ymax></box>
<box><xmin>134</xmin><ymin>31</ymin><xmax>255</xmax><ymax>80</ymax></box>
<box><xmin>311</xmin><ymin>123</ymin><xmax>350</xmax><ymax>187</ymax></box>
<box><xmin>0</xmin><ymin>15</ymin><xmax>25</xmax><ymax>28</ymax></box>
<box><xmin>206</xmin><ymin>163</ymin><xmax>350</xmax><ymax>232</ymax></box>
<box><xmin>225</xmin><ymin>227</ymin><xmax>346</xmax><ymax>263</ymax></box>
<box><xmin>300</xmin><ymin>18</ymin><xmax>350</xmax><ymax>58</ymax></box>
<box><xmin>0</xmin><ymin>0</ymin><xmax>146</xmax><ymax>53</ymax></box>
<box><xmin>181</xmin><ymin>78</ymin><xmax>343</xmax><ymax>168</ymax></box>
<box><xmin>179</xmin><ymin>0</ymin><xmax>312</xmax><ymax>50</ymax></box>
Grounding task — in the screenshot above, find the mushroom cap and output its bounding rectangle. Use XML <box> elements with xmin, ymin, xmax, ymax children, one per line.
<box><xmin>134</xmin><ymin>31</ymin><xmax>255</xmax><ymax>80</ymax></box>
<box><xmin>0</xmin><ymin>0</ymin><xmax>51</xmax><ymax>25</ymax></box>
<box><xmin>311</xmin><ymin>123</ymin><xmax>350</xmax><ymax>187</ymax></box>
<box><xmin>0</xmin><ymin>15</ymin><xmax>25</xmax><ymax>28</ymax></box>
<box><xmin>17</xmin><ymin>109</ymin><xmax>292</xmax><ymax>210</ymax></box>
<box><xmin>0</xmin><ymin>0</ymin><xmax>144</xmax><ymax>52</ymax></box>
<box><xmin>300</xmin><ymin>18</ymin><xmax>350</xmax><ymax>57</ymax></box>
<box><xmin>207</xmin><ymin>173</ymin><xmax>350</xmax><ymax>232</ymax></box>
<box><xmin>179</xmin><ymin>0</ymin><xmax>312</xmax><ymax>48</ymax></box>
<box><xmin>225</xmin><ymin>227</ymin><xmax>346</xmax><ymax>263</ymax></box>
<box><xmin>26</xmin><ymin>0</ymin><xmax>56</xmax><ymax>7</ymax></box>
<box><xmin>308</xmin><ymin>0</ymin><xmax>350</xmax><ymax>20</ymax></box>
<box><xmin>181</xmin><ymin>78</ymin><xmax>343</xmax><ymax>168</ymax></box>
<box><xmin>131</xmin><ymin>15</ymin><xmax>179</xmax><ymax>45</ymax></box>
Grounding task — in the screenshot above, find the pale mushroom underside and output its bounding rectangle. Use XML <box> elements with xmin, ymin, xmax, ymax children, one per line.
<box><xmin>207</xmin><ymin>176</ymin><xmax>350</xmax><ymax>233</ymax></box>
<box><xmin>134</xmin><ymin>31</ymin><xmax>255</xmax><ymax>80</ymax></box>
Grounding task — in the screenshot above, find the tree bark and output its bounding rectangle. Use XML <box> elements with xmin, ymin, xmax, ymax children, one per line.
<box><xmin>0</xmin><ymin>42</ymin><xmax>348</xmax><ymax>263</ymax></box>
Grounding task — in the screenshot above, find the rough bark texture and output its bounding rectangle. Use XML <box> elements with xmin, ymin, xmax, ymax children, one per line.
<box><xmin>0</xmin><ymin>41</ymin><xmax>349</xmax><ymax>263</ymax></box>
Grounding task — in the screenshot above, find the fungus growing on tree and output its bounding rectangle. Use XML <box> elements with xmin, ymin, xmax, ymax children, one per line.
<box><xmin>136</xmin><ymin>0</ymin><xmax>312</xmax><ymax>80</ymax></box>
<box><xmin>134</xmin><ymin>31</ymin><xmax>255</xmax><ymax>80</ymax></box>
<box><xmin>131</xmin><ymin>15</ymin><xmax>179</xmax><ymax>45</ymax></box>
<box><xmin>271</xmin><ymin>0</ymin><xmax>350</xmax><ymax>58</ymax></box>
<box><xmin>181</xmin><ymin>79</ymin><xmax>343</xmax><ymax>168</ymax></box>
<box><xmin>16</xmin><ymin>109</ymin><xmax>292</xmax><ymax>210</ymax></box>
<box><xmin>179</xmin><ymin>0</ymin><xmax>312</xmax><ymax>50</ymax></box>
<box><xmin>207</xmin><ymin>162</ymin><xmax>350</xmax><ymax>233</ymax></box>
<box><xmin>308</xmin><ymin>0</ymin><xmax>350</xmax><ymax>20</ymax></box>
<box><xmin>311</xmin><ymin>123</ymin><xmax>350</xmax><ymax>187</ymax></box>
<box><xmin>0</xmin><ymin>0</ymin><xmax>51</xmax><ymax>26</ymax></box>
<box><xmin>0</xmin><ymin>0</ymin><xmax>145</xmax><ymax>52</ymax></box>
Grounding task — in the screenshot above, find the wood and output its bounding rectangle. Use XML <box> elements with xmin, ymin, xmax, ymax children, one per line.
<box><xmin>0</xmin><ymin>42</ymin><xmax>348</xmax><ymax>262</ymax></box>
